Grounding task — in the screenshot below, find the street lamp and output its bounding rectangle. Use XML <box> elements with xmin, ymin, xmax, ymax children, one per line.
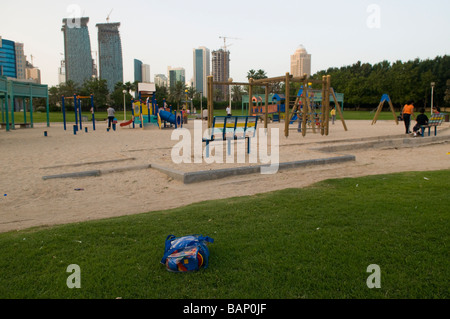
<box><xmin>430</xmin><ymin>82</ymin><xmax>435</xmax><ymax>115</ymax></box>
<box><xmin>122</xmin><ymin>90</ymin><xmax>127</xmax><ymax>121</ymax></box>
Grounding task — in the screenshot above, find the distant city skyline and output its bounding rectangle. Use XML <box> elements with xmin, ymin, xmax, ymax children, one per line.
<box><xmin>1</xmin><ymin>0</ymin><xmax>449</xmax><ymax>88</ymax></box>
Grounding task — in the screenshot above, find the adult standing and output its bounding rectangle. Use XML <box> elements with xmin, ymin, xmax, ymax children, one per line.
<box><xmin>402</xmin><ymin>100</ymin><xmax>415</xmax><ymax>134</ymax></box>
<box><xmin>107</xmin><ymin>105</ymin><xmax>115</xmax><ymax>129</ymax></box>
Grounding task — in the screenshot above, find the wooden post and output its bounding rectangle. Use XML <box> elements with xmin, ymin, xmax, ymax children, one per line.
<box><xmin>324</xmin><ymin>75</ymin><xmax>331</xmax><ymax>136</ymax></box>
<box><xmin>388</xmin><ymin>99</ymin><xmax>399</xmax><ymax>125</ymax></box>
<box><xmin>301</xmin><ymin>83</ymin><xmax>308</xmax><ymax>137</ymax></box>
<box><xmin>371</xmin><ymin>102</ymin><xmax>383</xmax><ymax>125</ymax></box>
<box><xmin>284</xmin><ymin>72</ymin><xmax>290</xmax><ymax>138</ymax></box>
<box><xmin>304</xmin><ymin>80</ymin><xmax>316</xmax><ymax>135</ymax></box>
<box><xmin>321</xmin><ymin>76</ymin><xmax>326</xmax><ymax>136</ymax></box>
<box><xmin>264</xmin><ymin>85</ymin><xmax>269</xmax><ymax>129</ymax></box>
<box><xmin>331</xmin><ymin>88</ymin><xmax>348</xmax><ymax>131</ymax></box>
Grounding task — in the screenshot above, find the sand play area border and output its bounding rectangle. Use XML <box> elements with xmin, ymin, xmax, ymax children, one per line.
<box><xmin>1</xmin><ymin>119</ymin><xmax>449</xmax><ymax>233</ymax></box>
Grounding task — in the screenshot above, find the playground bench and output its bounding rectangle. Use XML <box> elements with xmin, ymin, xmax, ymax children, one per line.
<box><xmin>0</xmin><ymin>123</ymin><xmax>31</xmax><ymax>129</ymax></box>
<box><xmin>421</xmin><ymin>113</ymin><xmax>445</xmax><ymax>137</ymax></box>
<box><xmin>202</xmin><ymin>116</ymin><xmax>258</xmax><ymax>158</ymax></box>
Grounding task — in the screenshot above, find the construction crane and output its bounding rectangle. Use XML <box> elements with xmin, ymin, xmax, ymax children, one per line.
<box><xmin>106</xmin><ymin>9</ymin><xmax>113</xmax><ymax>23</ymax></box>
<box><xmin>219</xmin><ymin>36</ymin><xmax>241</xmax><ymax>51</ymax></box>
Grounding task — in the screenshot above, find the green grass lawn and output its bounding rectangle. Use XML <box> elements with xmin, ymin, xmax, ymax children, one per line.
<box><xmin>5</xmin><ymin>110</ymin><xmax>401</xmax><ymax>124</ymax></box>
<box><xmin>0</xmin><ymin>170</ymin><xmax>448</xmax><ymax>299</ymax></box>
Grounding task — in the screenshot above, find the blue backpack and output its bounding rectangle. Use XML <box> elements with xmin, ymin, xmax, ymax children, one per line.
<box><xmin>161</xmin><ymin>234</ymin><xmax>214</xmax><ymax>272</ymax></box>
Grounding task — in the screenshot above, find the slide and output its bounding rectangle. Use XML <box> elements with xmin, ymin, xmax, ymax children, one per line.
<box><xmin>159</xmin><ymin>110</ymin><xmax>182</xmax><ymax>127</ymax></box>
<box><xmin>120</xmin><ymin>119</ymin><xmax>133</xmax><ymax>127</ymax></box>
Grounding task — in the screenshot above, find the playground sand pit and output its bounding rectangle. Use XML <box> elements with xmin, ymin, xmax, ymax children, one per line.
<box><xmin>1</xmin><ymin>119</ymin><xmax>449</xmax><ymax>233</ymax></box>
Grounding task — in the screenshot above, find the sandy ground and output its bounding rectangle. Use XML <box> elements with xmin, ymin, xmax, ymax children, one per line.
<box><xmin>1</xmin><ymin>117</ymin><xmax>449</xmax><ymax>233</ymax></box>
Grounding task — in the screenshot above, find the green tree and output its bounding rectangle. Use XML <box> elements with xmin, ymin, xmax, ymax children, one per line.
<box><xmin>168</xmin><ymin>81</ymin><xmax>187</xmax><ymax>110</ymax></box>
<box><xmin>79</xmin><ymin>78</ymin><xmax>109</xmax><ymax>110</ymax></box>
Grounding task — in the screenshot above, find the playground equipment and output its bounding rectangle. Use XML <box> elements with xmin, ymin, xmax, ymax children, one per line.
<box><xmin>371</xmin><ymin>94</ymin><xmax>399</xmax><ymax>125</ymax></box>
<box><xmin>157</xmin><ymin>109</ymin><xmax>183</xmax><ymax>129</ymax></box>
<box><xmin>61</xmin><ymin>94</ymin><xmax>95</xmax><ymax>132</ymax></box>
<box><xmin>207</xmin><ymin>73</ymin><xmax>347</xmax><ymax>137</ymax></box>
<box><xmin>0</xmin><ymin>76</ymin><xmax>50</xmax><ymax>131</ymax></box>
<box><xmin>287</xmin><ymin>84</ymin><xmax>347</xmax><ymax>136</ymax></box>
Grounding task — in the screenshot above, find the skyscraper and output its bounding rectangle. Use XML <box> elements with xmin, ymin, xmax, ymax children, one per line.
<box><xmin>154</xmin><ymin>74</ymin><xmax>167</xmax><ymax>87</ymax></box>
<box><xmin>211</xmin><ymin>49</ymin><xmax>230</xmax><ymax>100</ymax></box>
<box><xmin>142</xmin><ymin>64</ymin><xmax>150</xmax><ymax>83</ymax></box>
<box><xmin>193</xmin><ymin>46</ymin><xmax>210</xmax><ymax>97</ymax></box>
<box><xmin>0</xmin><ymin>38</ymin><xmax>17</xmax><ymax>78</ymax></box>
<box><xmin>134</xmin><ymin>59</ymin><xmax>143</xmax><ymax>83</ymax></box>
<box><xmin>96</xmin><ymin>22</ymin><xmax>123</xmax><ymax>92</ymax></box>
<box><xmin>290</xmin><ymin>45</ymin><xmax>311</xmax><ymax>78</ymax></box>
<box><xmin>62</xmin><ymin>17</ymin><xmax>93</xmax><ymax>86</ymax></box>
<box><xmin>167</xmin><ymin>66</ymin><xmax>185</xmax><ymax>90</ymax></box>
<box><xmin>14</xmin><ymin>42</ymin><xmax>26</xmax><ymax>80</ymax></box>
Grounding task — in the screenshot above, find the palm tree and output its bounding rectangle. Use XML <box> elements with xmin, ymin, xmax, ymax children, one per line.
<box><xmin>231</xmin><ymin>85</ymin><xmax>244</xmax><ymax>102</ymax></box>
<box><xmin>169</xmin><ymin>81</ymin><xmax>187</xmax><ymax>110</ymax></box>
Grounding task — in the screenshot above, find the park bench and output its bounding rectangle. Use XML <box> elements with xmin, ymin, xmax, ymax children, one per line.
<box><xmin>0</xmin><ymin>123</ymin><xmax>31</xmax><ymax>129</ymax></box>
<box><xmin>202</xmin><ymin>116</ymin><xmax>258</xmax><ymax>158</ymax></box>
<box><xmin>17</xmin><ymin>123</ymin><xmax>31</xmax><ymax>128</ymax></box>
<box><xmin>421</xmin><ymin>113</ymin><xmax>445</xmax><ymax>137</ymax></box>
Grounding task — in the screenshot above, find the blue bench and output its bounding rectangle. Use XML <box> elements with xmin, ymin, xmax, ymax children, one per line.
<box><xmin>203</xmin><ymin>116</ymin><xmax>258</xmax><ymax>158</ymax></box>
<box><xmin>421</xmin><ymin>113</ymin><xmax>445</xmax><ymax>137</ymax></box>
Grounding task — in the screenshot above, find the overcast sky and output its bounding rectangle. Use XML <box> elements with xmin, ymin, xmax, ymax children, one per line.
<box><xmin>1</xmin><ymin>0</ymin><xmax>449</xmax><ymax>87</ymax></box>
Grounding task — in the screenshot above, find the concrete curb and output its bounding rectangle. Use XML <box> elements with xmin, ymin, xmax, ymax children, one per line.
<box><xmin>315</xmin><ymin>135</ymin><xmax>450</xmax><ymax>153</ymax></box>
<box><xmin>42</xmin><ymin>164</ymin><xmax>151</xmax><ymax>180</ymax></box>
<box><xmin>182</xmin><ymin>155</ymin><xmax>356</xmax><ymax>184</ymax></box>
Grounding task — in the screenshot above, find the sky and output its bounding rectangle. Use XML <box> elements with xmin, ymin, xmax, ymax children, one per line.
<box><xmin>1</xmin><ymin>0</ymin><xmax>449</xmax><ymax>88</ymax></box>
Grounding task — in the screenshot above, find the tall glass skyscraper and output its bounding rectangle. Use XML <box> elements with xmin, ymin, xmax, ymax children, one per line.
<box><xmin>168</xmin><ymin>66</ymin><xmax>185</xmax><ymax>90</ymax></box>
<box><xmin>0</xmin><ymin>38</ymin><xmax>17</xmax><ymax>78</ymax></box>
<box><xmin>96</xmin><ymin>23</ymin><xmax>123</xmax><ymax>93</ymax></box>
<box><xmin>62</xmin><ymin>17</ymin><xmax>93</xmax><ymax>86</ymax></box>
<box><xmin>193</xmin><ymin>47</ymin><xmax>210</xmax><ymax>97</ymax></box>
<box><xmin>134</xmin><ymin>59</ymin><xmax>143</xmax><ymax>83</ymax></box>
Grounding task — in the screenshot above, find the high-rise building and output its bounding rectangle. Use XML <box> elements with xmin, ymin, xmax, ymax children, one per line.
<box><xmin>134</xmin><ymin>59</ymin><xmax>143</xmax><ymax>83</ymax></box>
<box><xmin>58</xmin><ymin>60</ymin><xmax>66</xmax><ymax>84</ymax></box>
<box><xmin>14</xmin><ymin>43</ymin><xmax>26</xmax><ymax>80</ymax></box>
<box><xmin>154</xmin><ymin>74</ymin><xmax>167</xmax><ymax>87</ymax></box>
<box><xmin>0</xmin><ymin>38</ymin><xmax>17</xmax><ymax>78</ymax></box>
<box><xmin>25</xmin><ymin>61</ymin><xmax>41</xmax><ymax>84</ymax></box>
<box><xmin>142</xmin><ymin>64</ymin><xmax>150</xmax><ymax>83</ymax></box>
<box><xmin>211</xmin><ymin>49</ymin><xmax>230</xmax><ymax>101</ymax></box>
<box><xmin>167</xmin><ymin>66</ymin><xmax>185</xmax><ymax>90</ymax></box>
<box><xmin>290</xmin><ymin>45</ymin><xmax>311</xmax><ymax>78</ymax></box>
<box><xmin>96</xmin><ymin>22</ymin><xmax>123</xmax><ymax>92</ymax></box>
<box><xmin>193</xmin><ymin>46</ymin><xmax>210</xmax><ymax>97</ymax></box>
<box><xmin>62</xmin><ymin>17</ymin><xmax>93</xmax><ymax>86</ymax></box>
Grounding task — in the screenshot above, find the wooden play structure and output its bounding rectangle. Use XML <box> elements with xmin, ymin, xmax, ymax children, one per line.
<box><xmin>206</xmin><ymin>73</ymin><xmax>347</xmax><ymax>138</ymax></box>
<box><xmin>371</xmin><ymin>94</ymin><xmax>399</xmax><ymax>125</ymax></box>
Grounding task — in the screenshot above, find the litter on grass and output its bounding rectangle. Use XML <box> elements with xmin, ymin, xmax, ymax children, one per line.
<box><xmin>161</xmin><ymin>234</ymin><xmax>214</xmax><ymax>273</ymax></box>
